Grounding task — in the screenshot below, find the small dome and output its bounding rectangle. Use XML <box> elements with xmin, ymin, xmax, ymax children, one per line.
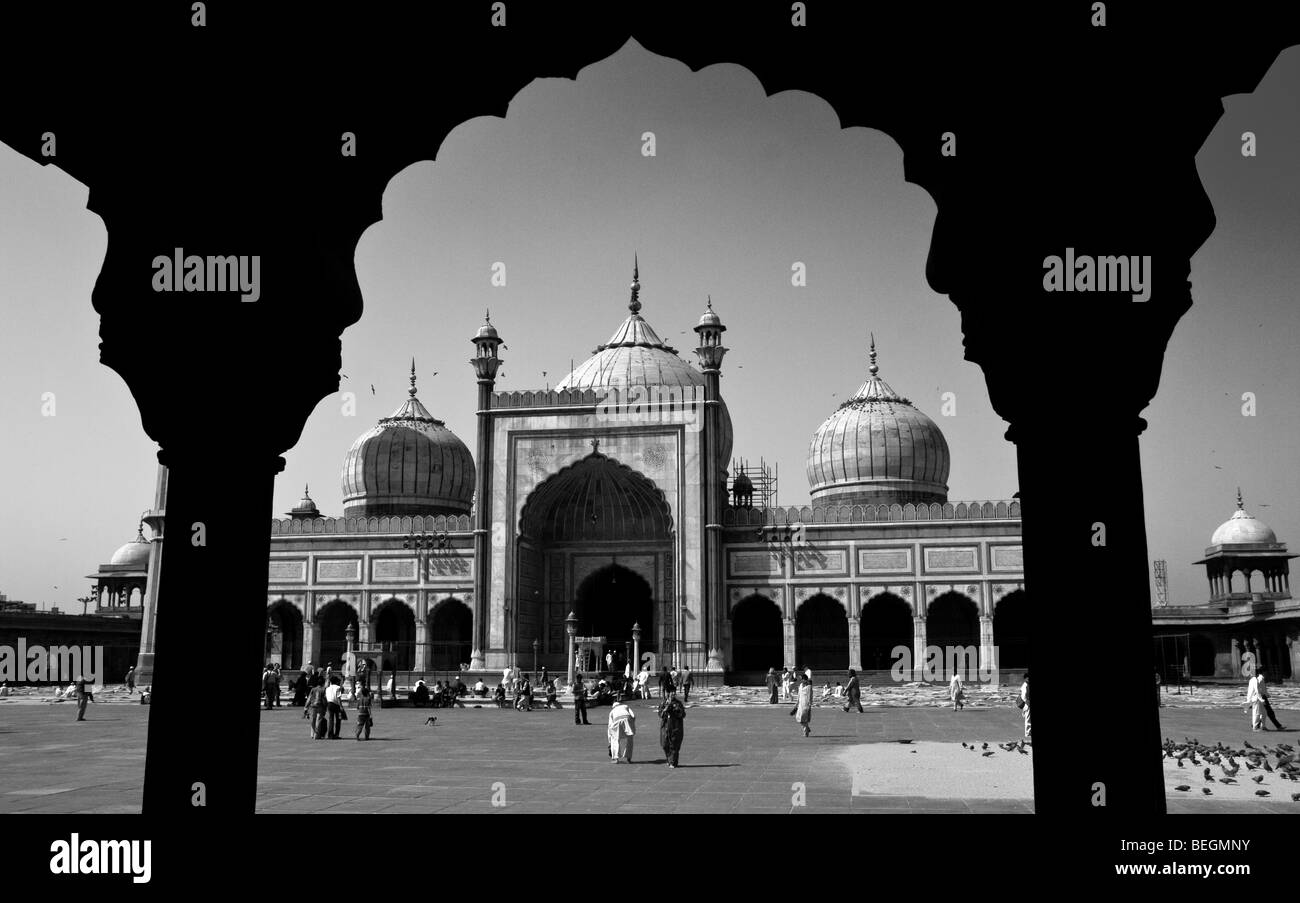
<box><xmin>806</xmin><ymin>337</ymin><xmax>949</xmax><ymax>507</ymax></box>
<box><xmin>109</xmin><ymin>527</ymin><xmax>150</xmax><ymax>568</ymax></box>
<box><xmin>732</xmin><ymin>472</ymin><xmax>753</xmax><ymax>492</ymax></box>
<box><xmin>697</xmin><ymin>296</ymin><xmax>722</xmax><ymax>328</ymax></box>
<box><xmin>476</xmin><ymin>317</ymin><xmax>499</xmax><ymax>340</ymax></box>
<box><xmin>287</xmin><ymin>485</ymin><xmax>320</xmax><ymax>519</ymax></box>
<box><xmin>341</xmin><ymin>365</ymin><xmax>475</xmax><ymax>518</ymax></box>
<box><xmin>1211</xmin><ymin>494</ymin><xmax>1278</xmax><ymax>545</ymax></box>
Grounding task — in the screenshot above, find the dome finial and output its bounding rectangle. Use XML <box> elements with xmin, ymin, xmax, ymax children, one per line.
<box><xmin>868</xmin><ymin>332</ymin><xmax>879</xmax><ymax>377</ymax></box>
<box><xmin>1237</xmin><ymin>486</ymin><xmax>1244</xmax><ymax>510</ymax></box>
<box><xmin>409</xmin><ymin>358</ymin><xmax>418</xmax><ymax>397</ymax></box>
<box><xmin>629</xmin><ymin>254</ymin><xmax>642</xmax><ymax>314</ymax></box>
<box><xmin>706</xmin><ymin>294</ymin><xmax>713</xmax><ymax>311</ymax></box>
<box><xmin>303</xmin><ymin>483</ymin><xmax>311</xmax><ymax>498</ymax></box>
<box><xmin>485</xmin><ymin>307</ymin><xmax>491</xmax><ymax>324</ymax></box>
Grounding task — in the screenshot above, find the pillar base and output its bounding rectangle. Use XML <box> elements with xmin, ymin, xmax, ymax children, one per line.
<box><xmin>134</xmin><ymin>652</ymin><xmax>156</xmax><ymax>687</ymax></box>
<box><xmin>707</xmin><ymin>647</ymin><xmax>724</xmax><ymax>671</ymax></box>
<box><xmin>470</xmin><ymin>648</ymin><xmax>486</xmax><ymax>671</ymax></box>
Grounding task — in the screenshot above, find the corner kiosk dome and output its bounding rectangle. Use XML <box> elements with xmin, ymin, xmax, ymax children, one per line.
<box><xmin>109</xmin><ymin>525</ymin><xmax>151</xmax><ymax>568</ymax></box>
<box><xmin>556</xmin><ymin>257</ymin><xmax>706</xmax><ymax>392</ymax></box>
<box><xmin>1210</xmin><ymin>490</ymin><xmax>1279</xmax><ymax>546</ymax></box>
<box><xmin>341</xmin><ymin>361</ymin><xmax>475</xmax><ymax>518</ymax></box>
<box><xmin>806</xmin><ymin>335</ymin><xmax>950</xmax><ymax>507</ymax></box>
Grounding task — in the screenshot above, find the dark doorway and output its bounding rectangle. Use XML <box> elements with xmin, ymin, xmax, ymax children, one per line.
<box><xmin>796</xmin><ymin>594</ymin><xmax>848</xmax><ymax>672</ymax></box>
<box><xmin>317</xmin><ymin>600</ymin><xmax>359</xmax><ymax>671</ymax></box>
<box><xmin>266</xmin><ymin>601</ymin><xmax>303</xmax><ymax>669</ymax></box>
<box><xmin>1189</xmin><ymin>633</ymin><xmax>1216</xmax><ymax>677</ymax></box>
<box><xmin>374</xmin><ymin>599</ymin><xmax>416</xmax><ymax>671</ymax></box>
<box><xmin>574</xmin><ymin>564</ymin><xmax>654</xmax><ymax>663</ymax></box>
<box><xmin>992</xmin><ymin>590</ymin><xmax>1028</xmax><ymax>670</ymax></box>
<box><xmin>860</xmin><ymin>593</ymin><xmax>912</xmax><ymax>672</ymax></box>
<box><xmin>730</xmin><ymin>594</ymin><xmax>783</xmax><ymax>672</ymax></box>
<box><xmin>429</xmin><ymin>598</ymin><xmax>473</xmax><ymax>670</ymax></box>
<box><xmin>927</xmin><ymin>592</ymin><xmax>979</xmax><ymax>679</ymax></box>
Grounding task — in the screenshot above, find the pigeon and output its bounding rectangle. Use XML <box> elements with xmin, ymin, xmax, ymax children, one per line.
<box><xmin>1204</xmin><ymin>768</ymin><xmax>1213</xmax><ymax>782</ymax></box>
<box><xmin>1256</xmin><ymin>790</ymin><xmax>1270</xmax><ymax>797</ymax></box>
<box><xmin>982</xmin><ymin>751</ymin><xmax>995</xmax><ymax>757</ymax></box>
<box><xmin>1291</xmin><ymin>793</ymin><xmax>1300</xmax><ymax>802</ymax></box>
<box><xmin>962</xmin><ymin>742</ymin><xmax>968</xmax><ymax>749</ymax></box>
<box><xmin>370</xmin><ymin>384</ymin><xmax>375</xmax><ymax>395</ymax></box>
<box><xmin>1174</xmin><ymin>785</ymin><xmax>1191</xmax><ymax>792</ymax></box>
<box><xmin>1252</xmin><ymin>775</ymin><xmax>1265</xmax><ymax>784</ymax></box>
<box><xmin>1245</xmin><ymin>740</ymin><xmax>1256</xmax><ymax>750</ymax></box>
<box><xmin>1176</xmin><ymin>759</ymin><xmax>1185</xmax><ymax>768</ymax></box>
<box><xmin>1202</xmin><ymin>788</ymin><xmax>1213</xmax><ymax>795</ymax></box>
<box><xmin>424</xmin><ymin>717</ymin><xmax>437</xmax><ymax>726</ymax></box>
<box><xmin>1263</xmin><ymin>761</ymin><xmax>1273</xmax><ymax>772</ymax></box>
<box><xmin>982</xmin><ymin>742</ymin><xmax>989</xmax><ymax>750</ymax></box>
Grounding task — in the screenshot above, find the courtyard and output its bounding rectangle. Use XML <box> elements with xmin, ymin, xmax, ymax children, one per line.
<box><xmin>1</xmin><ymin>692</ymin><xmax>1296</xmax><ymax>814</ymax></box>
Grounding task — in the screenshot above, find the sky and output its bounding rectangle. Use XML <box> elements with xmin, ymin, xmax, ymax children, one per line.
<box><xmin>0</xmin><ymin>41</ymin><xmax>1297</xmax><ymax>612</ymax></box>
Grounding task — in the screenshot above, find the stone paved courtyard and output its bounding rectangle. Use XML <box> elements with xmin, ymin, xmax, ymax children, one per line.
<box><xmin>2</xmin><ymin>691</ymin><xmax>1297</xmax><ymax>813</ymax></box>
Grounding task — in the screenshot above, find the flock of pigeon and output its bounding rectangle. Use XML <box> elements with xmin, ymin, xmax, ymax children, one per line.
<box><xmin>1165</xmin><ymin>737</ymin><xmax>1300</xmax><ymax>800</ymax></box>
<box><xmin>958</xmin><ymin>739</ymin><xmax>1031</xmax><ymax>757</ymax></box>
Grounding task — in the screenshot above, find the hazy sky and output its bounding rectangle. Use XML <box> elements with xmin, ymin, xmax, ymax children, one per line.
<box><xmin>1</xmin><ymin>41</ymin><xmax>1296</xmax><ymax>612</ymax></box>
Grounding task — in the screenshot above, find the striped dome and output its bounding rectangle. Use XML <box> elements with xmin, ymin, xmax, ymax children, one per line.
<box><xmin>556</xmin><ymin>261</ymin><xmax>704</xmax><ymax>392</ymax></box>
<box><xmin>806</xmin><ymin>339</ymin><xmax>949</xmax><ymax>507</ymax></box>
<box><xmin>341</xmin><ymin>366</ymin><xmax>474</xmax><ymax>518</ymax></box>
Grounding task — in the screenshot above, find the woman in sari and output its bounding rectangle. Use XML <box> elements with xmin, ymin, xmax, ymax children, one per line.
<box><xmin>607</xmin><ymin>698</ymin><xmax>637</xmax><ymax>763</ymax></box>
<box><xmin>793</xmin><ymin>675</ymin><xmax>813</xmax><ymax>737</ymax></box>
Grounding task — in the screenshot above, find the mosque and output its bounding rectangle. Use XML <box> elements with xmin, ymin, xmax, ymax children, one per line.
<box><xmin>109</xmin><ymin>265</ymin><xmax>1300</xmax><ymax>686</ymax></box>
<box><xmin>248</xmin><ymin>263</ymin><xmax>1028</xmax><ymax>685</ymax></box>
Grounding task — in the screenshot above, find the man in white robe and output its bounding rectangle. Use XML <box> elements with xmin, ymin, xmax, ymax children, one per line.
<box><xmin>607</xmin><ymin>699</ymin><xmax>636</xmax><ymax>763</ymax></box>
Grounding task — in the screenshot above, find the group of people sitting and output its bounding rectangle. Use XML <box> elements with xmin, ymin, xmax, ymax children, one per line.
<box><xmin>493</xmin><ymin>672</ymin><xmax>561</xmax><ymax>710</ymax></box>
<box><xmin>408</xmin><ymin>677</ymin><xmax>469</xmax><ymax>708</ymax></box>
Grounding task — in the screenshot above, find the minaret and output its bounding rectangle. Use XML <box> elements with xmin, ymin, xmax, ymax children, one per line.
<box><xmin>694</xmin><ymin>295</ymin><xmax>728</xmax><ymax>671</ymax></box>
<box><xmin>135</xmin><ymin>463</ymin><xmax>169</xmax><ymax>684</ymax></box>
<box><xmin>469</xmin><ymin>311</ymin><xmax>503</xmax><ymax>670</ymax></box>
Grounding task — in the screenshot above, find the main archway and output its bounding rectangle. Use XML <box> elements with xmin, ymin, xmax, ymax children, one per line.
<box><xmin>992</xmin><ymin>590</ymin><xmax>1029</xmax><ymax>671</ymax></box>
<box><xmin>796</xmin><ymin>594</ymin><xmax>849</xmax><ymax>672</ymax></box>
<box><xmin>517</xmin><ymin>450</ymin><xmax>673</xmax><ymax>668</ymax></box>
<box><xmin>927</xmin><ymin>591</ymin><xmax>979</xmax><ymax>679</ymax></box>
<box><xmin>266</xmin><ymin>600</ymin><xmax>303</xmax><ymax>670</ymax></box>
<box><xmin>730</xmin><ymin>594</ymin><xmax>783</xmax><ymax>673</ymax></box>
<box><xmin>429</xmin><ymin>598</ymin><xmax>473</xmax><ymax>671</ymax></box>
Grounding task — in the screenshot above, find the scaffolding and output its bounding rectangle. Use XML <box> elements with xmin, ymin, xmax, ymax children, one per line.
<box><xmin>1153</xmin><ymin>559</ymin><xmax>1169</xmax><ymax>607</ymax></box>
<box><xmin>731</xmin><ymin>457</ymin><xmax>778</xmax><ymax>509</ymax></box>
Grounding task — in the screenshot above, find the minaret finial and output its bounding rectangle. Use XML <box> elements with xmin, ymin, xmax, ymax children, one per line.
<box><xmin>629</xmin><ymin>254</ymin><xmax>642</xmax><ymax>314</ymax></box>
<box><xmin>409</xmin><ymin>358</ymin><xmax>417</xmax><ymax>397</ymax></box>
<box><xmin>707</xmin><ymin>294</ymin><xmax>713</xmax><ymax>311</ymax></box>
<box><xmin>1237</xmin><ymin>486</ymin><xmax>1244</xmax><ymax>510</ymax></box>
<box><xmin>485</xmin><ymin>307</ymin><xmax>491</xmax><ymax>324</ymax></box>
<box><xmin>304</xmin><ymin>484</ymin><xmax>310</xmax><ymax>497</ymax></box>
<box><xmin>868</xmin><ymin>332</ymin><xmax>879</xmax><ymax>377</ymax></box>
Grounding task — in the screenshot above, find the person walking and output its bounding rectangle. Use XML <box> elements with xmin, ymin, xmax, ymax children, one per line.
<box><xmin>1246</xmin><ymin>669</ymin><xmax>1266</xmax><ymax>731</ymax></box>
<box><xmin>658</xmin><ymin>666</ymin><xmax>675</xmax><ymax>700</ymax></box>
<box><xmin>291</xmin><ymin>671</ymin><xmax>308</xmax><ymax>707</ymax></box>
<box><xmin>325</xmin><ymin>676</ymin><xmax>345</xmax><ymax>738</ymax></box>
<box><xmin>680</xmin><ymin>666</ymin><xmax>694</xmax><ymax>705</ymax></box>
<box><xmin>305</xmin><ymin>676</ymin><xmax>328</xmax><ymax>739</ymax></box>
<box><xmin>573</xmin><ymin>674</ymin><xmax>591</xmax><ymax>725</ymax></box>
<box><xmin>354</xmin><ymin>685</ymin><xmax>374</xmax><ymax>740</ymax></box>
<box><xmin>125</xmin><ymin>666</ymin><xmax>136</xmax><ymax>695</ymax></box>
<box><xmin>273</xmin><ymin>664</ymin><xmax>283</xmax><ymax>707</ymax></box>
<box><xmin>659</xmin><ymin>691</ymin><xmax>686</xmax><ymax>768</ymax></box>
<box><xmin>1019</xmin><ymin>672</ymin><xmax>1032</xmax><ymax>741</ymax></box>
<box><xmin>765</xmin><ymin>667</ymin><xmax>779</xmax><ymax>704</ymax></box>
<box><xmin>780</xmin><ymin>667</ymin><xmax>793</xmax><ymax>702</ymax></box>
<box><xmin>607</xmin><ymin>697</ymin><xmax>636</xmax><ymax>763</ymax></box>
<box><xmin>74</xmin><ymin>675</ymin><xmax>94</xmax><ymax>721</ymax></box>
<box><xmin>1256</xmin><ymin>669</ymin><xmax>1286</xmax><ymax>730</ymax></box>
<box><xmin>791</xmin><ymin>675</ymin><xmax>813</xmax><ymax>737</ymax></box>
<box><xmin>949</xmin><ymin>671</ymin><xmax>965</xmax><ymax>711</ymax></box>
<box><xmin>843</xmin><ymin>669</ymin><xmax>863</xmax><ymax>713</ymax></box>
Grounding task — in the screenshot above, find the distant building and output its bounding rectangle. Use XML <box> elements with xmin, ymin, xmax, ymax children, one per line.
<box><xmin>0</xmin><ymin>593</ymin><xmax>37</xmax><ymax>614</ymax></box>
<box><xmin>1153</xmin><ymin>490</ymin><xmax>1298</xmax><ymax>681</ymax></box>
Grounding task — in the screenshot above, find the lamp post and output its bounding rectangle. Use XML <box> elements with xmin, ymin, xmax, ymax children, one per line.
<box><xmin>344</xmin><ymin>621</ymin><xmax>355</xmax><ymax>679</ymax></box>
<box><xmin>532</xmin><ymin>637</ymin><xmax>539</xmax><ymax>676</ymax></box>
<box><xmin>566</xmin><ymin>611</ymin><xmax>578</xmax><ymax>688</ymax></box>
<box><xmin>631</xmin><ymin>621</ymin><xmax>641</xmax><ymax>677</ymax></box>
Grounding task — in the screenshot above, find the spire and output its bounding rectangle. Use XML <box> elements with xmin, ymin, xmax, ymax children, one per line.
<box><xmin>868</xmin><ymin>332</ymin><xmax>879</xmax><ymax>376</ymax></box>
<box><xmin>837</xmin><ymin>332</ymin><xmax>909</xmax><ymax>409</ymax></box>
<box><xmin>706</xmin><ymin>294</ymin><xmax>713</xmax><ymax>311</ymax></box>
<box><xmin>135</xmin><ymin>520</ymin><xmax>146</xmax><ymax>542</ymax></box>
<box><xmin>485</xmin><ymin>307</ymin><xmax>491</xmax><ymax>324</ymax></box>
<box><xmin>303</xmin><ymin>484</ymin><xmax>311</xmax><ymax>499</ymax></box>
<box><xmin>629</xmin><ymin>254</ymin><xmax>642</xmax><ymax>314</ymax></box>
<box><xmin>409</xmin><ymin>358</ymin><xmax>418</xmax><ymax>397</ymax></box>
<box><xmin>1237</xmin><ymin>487</ymin><xmax>1244</xmax><ymax>511</ymax></box>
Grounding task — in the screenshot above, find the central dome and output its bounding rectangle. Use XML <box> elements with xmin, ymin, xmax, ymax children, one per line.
<box><xmin>806</xmin><ymin>337</ymin><xmax>950</xmax><ymax>507</ymax></box>
<box><xmin>341</xmin><ymin>363</ymin><xmax>475</xmax><ymax>518</ymax></box>
<box><xmin>557</xmin><ymin>260</ymin><xmax>705</xmax><ymax>392</ymax></box>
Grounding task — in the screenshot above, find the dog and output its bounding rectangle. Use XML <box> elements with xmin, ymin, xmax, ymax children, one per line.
<box><xmin>424</xmin><ymin>716</ymin><xmax>438</xmax><ymax>726</ymax></box>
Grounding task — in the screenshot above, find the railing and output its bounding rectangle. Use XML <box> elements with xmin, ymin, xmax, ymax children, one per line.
<box><xmin>270</xmin><ymin>513</ymin><xmax>473</xmax><ymax>535</ymax></box>
<box><xmin>724</xmin><ymin>499</ymin><xmax>1021</xmax><ymax>526</ymax></box>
